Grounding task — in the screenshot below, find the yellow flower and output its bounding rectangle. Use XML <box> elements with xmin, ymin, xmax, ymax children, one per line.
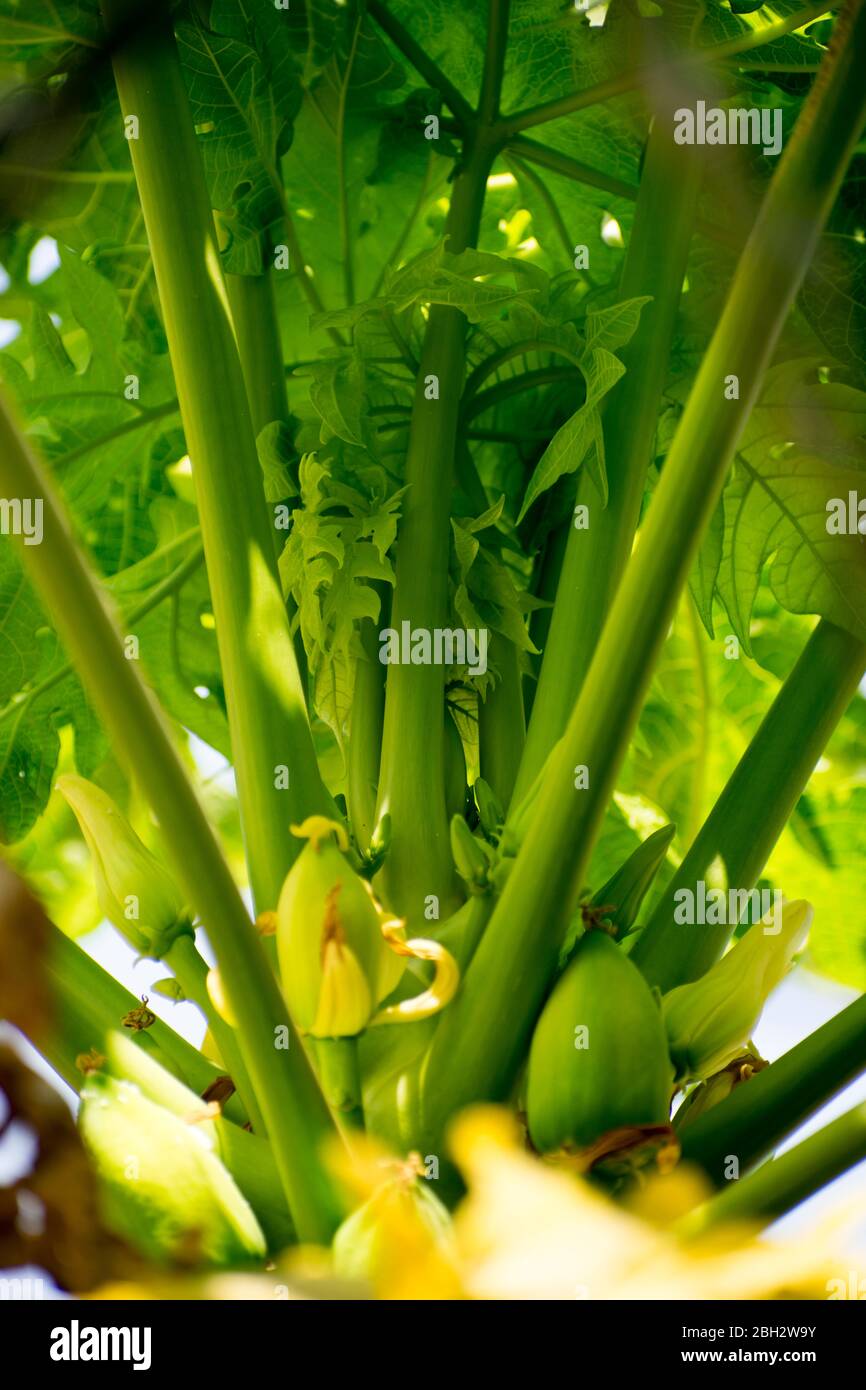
<box><xmin>277</xmin><ymin>818</ymin><xmax>458</xmax><ymax>1038</ymax></box>
<box><xmin>88</xmin><ymin>1106</ymin><xmax>852</xmax><ymax>1302</ymax></box>
<box><xmin>446</xmin><ymin>1106</ymin><xmax>838</xmax><ymax>1300</ymax></box>
<box><xmin>277</xmin><ymin>819</ymin><xmax>387</xmax><ymax>1037</ymax></box>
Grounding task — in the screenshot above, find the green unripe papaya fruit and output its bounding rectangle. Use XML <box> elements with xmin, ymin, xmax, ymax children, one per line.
<box><xmin>79</xmin><ymin>1073</ymin><xmax>266</xmax><ymax>1266</ymax></box>
<box><xmin>526</xmin><ymin>931</ymin><xmax>673</xmax><ymax>1152</ymax></box>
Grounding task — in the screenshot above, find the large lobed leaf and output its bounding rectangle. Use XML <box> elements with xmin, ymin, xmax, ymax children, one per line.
<box><xmin>686</xmin><ymin>360</ymin><xmax>866</xmax><ymax>649</ymax></box>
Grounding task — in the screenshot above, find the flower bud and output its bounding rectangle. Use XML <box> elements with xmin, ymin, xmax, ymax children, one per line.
<box><xmin>371</xmin><ymin>812</ymin><xmax>392</xmax><ymax>856</ymax></box>
<box><xmin>277</xmin><ymin>818</ymin><xmax>458</xmax><ymax>1038</ymax></box>
<box><xmin>278</xmin><ymin>818</ymin><xmax>401</xmax><ymax>1038</ymax></box>
<box><xmin>588</xmin><ymin>823</ymin><xmax>676</xmax><ymax>940</ymax></box>
<box><xmin>663</xmin><ymin>899</ymin><xmax>812</xmax><ymax>1083</ymax></box>
<box><xmin>57</xmin><ymin>774</ymin><xmax>192</xmax><ymax>959</ymax></box>
<box><xmin>673</xmin><ymin>1050</ymin><xmax>768</xmax><ymax>1131</ymax></box>
<box><xmin>450</xmin><ymin>814</ymin><xmax>491</xmax><ymax>893</ymax></box>
<box><xmin>332</xmin><ymin>1157</ymin><xmax>454</xmax><ymax>1291</ymax></box>
<box><xmin>79</xmin><ymin>1072</ymin><xmax>265</xmax><ymax>1266</ymax></box>
<box><xmin>473</xmin><ymin>777</ymin><xmax>503</xmax><ymax>842</ymax></box>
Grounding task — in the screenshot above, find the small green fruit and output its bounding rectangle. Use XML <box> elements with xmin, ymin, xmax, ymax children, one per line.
<box><xmin>526</xmin><ymin>931</ymin><xmax>673</xmax><ymax>1152</ymax></box>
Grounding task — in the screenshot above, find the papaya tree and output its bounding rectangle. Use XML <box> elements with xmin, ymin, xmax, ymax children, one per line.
<box><xmin>0</xmin><ymin>0</ymin><xmax>865</xmax><ymax>1296</ymax></box>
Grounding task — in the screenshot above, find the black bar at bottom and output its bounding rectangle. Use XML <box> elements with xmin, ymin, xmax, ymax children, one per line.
<box><xmin>1</xmin><ymin>1294</ymin><xmax>863</xmax><ymax>1375</ymax></box>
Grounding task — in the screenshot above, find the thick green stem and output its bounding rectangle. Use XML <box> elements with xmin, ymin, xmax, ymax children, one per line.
<box><xmin>0</xmin><ymin>393</ymin><xmax>342</xmax><ymax>1241</ymax></box>
<box><xmin>347</xmin><ymin>612</ymin><xmax>387</xmax><ymax>850</ymax></box>
<box><xmin>375</xmin><ymin>5</ymin><xmax>510</xmax><ymax>919</ymax></box>
<box><xmin>632</xmin><ymin>620</ymin><xmax>866</xmax><ymax>990</ymax></box>
<box><xmin>420</xmin><ymin>5</ymin><xmax>866</xmax><ymax>1135</ymax></box>
<box><xmin>682</xmin><ymin>1102</ymin><xmax>866</xmax><ymax>1233</ymax></box>
<box><xmin>315</xmin><ymin>1037</ymin><xmax>365</xmax><ymax>1133</ymax></box>
<box><xmin>224</xmin><ymin>267</ymin><xmax>291</xmax><ymax>438</ymax></box>
<box><xmin>166</xmin><ymin>934</ymin><xmax>265</xmax><ymax>1133</ymax></box>
<box><xmin>101</xmin><ymin>2</ymin><xmax>330</xmax><ymax>914</ymax></box>
<box><xmin>511</xmin><ymin>111</ymin><xmax>701</xmax><ymax>808</ymax></box>
<box><xmin>478</xmin><ymin>636</ymin><xmax>525</xmax><ymax>808</ymax></box>
<box><xmin>478</xmin><ymin>0</ymin><xmax>510</xmax><ymax>126</ymax></box>
<box><xmin>225</xmin><ymin>263</ymin><xmax>310</xmax><ymax>698</ymax></box>
<box><xmin>375</xmin><ymin>144</ymin><xmax>491</xmax><ymax>917</ymax></box>
<box><xmin>215</xmin><ymin>1120</ymin><xmax>295</xmax><ymax>1253</ymax></box>
<box><xmin>684</xmin><ymin>598</ymin><xmax>711</xmax><ymax>845</ymax></box>
<box><xmin>524</xmin><ymin>514</ymin><xmax>569</xmax><ymax>720</ymax></box>
<box><xmin>679</xmin><ymin>995</ymin><xmax>866</xmax><ymax>1184</ymax></box>
<box><xmin>37</xmin><ymin>920</ymin><xmax>246</xmax><ymax>1125</ymax></box>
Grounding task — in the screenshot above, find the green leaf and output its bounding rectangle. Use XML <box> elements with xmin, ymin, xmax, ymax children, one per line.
<box><xmin>386</xmin><ymin>244</ymin><xmax>535</xmax><ymax>321</ymax></box>
<box><xmin>177</xmin><ymin>10</ymin><xmax>302</xmax><ymax>274</ymax></box>
<box><xmin>689</xmin><ymin>494</ymin><xmax>725</xmax><ymax>637</ymax></box>
<box><xmin>0</xmin><ymin>547</ymin><xmax>103</xmax><ymax>843</ymax></box>
<box><xmin>450</xmin><ymin>498</ymin><xmax>538</xmax><ymax>679</ymax></box>
<box><xmin>623</xmin><ymin>601</ymin><xmax>781</xmax><ymax>854</ymax></box>
<box><xmin>279</xmin><ymin>4</ymin><xmax>420</xmax><ymax>318</ymax></box>
<box><xmin>57</xmin><ymin>241</ymin><xmax>125</xmax><ymax>355</ymax></box>
<box><xmin>0</xmin><ymin>0</ymin><xmax>102</xmax><ymax>68</ymax></box>
<box><xmin>584</xmin><ymin>295</ymin><xmax>652</xmax><ymax>352</ymax></box>
<box><xmin>0</xmin><ymin>95</ymin><xmax>139</xmax><ymax>252</ymax></box>
<box><xmin>717</xmin><ymin>450</ymin><xmax>866</xmax><ymax>651</ymax></box>
<box><xmin>107</xmin><ymin>501</ymin><xmax>230</xmax><ymax>758</ymax></box>
<box><xmin>0</xmin><ymin>248</ymin><xmax>176</xmax><ymax>536</ymax></box>
<box><xmin>318</xmin><ymin>245</ymin><xmax>542</xmax><ymax>334</ymax></box>
<box><xmin>801</xmin><ymin>227</ymin><xmax>866</xmax><ymax>379</ymax></box>
<box><xmin>280</xmin><ymin>452</ymin><xmax>403</xmax><ymax>743</ymax></box>
<box><xmin>296</xmin><ymin>352</ymin><xmax>368</xmax><ymax>448</ymax></box>
<box><xmin>0</xmin><ymin>492</ymin><xmax>228</xmax><ymax>844</ymax></box>
<box><xmin>0</xmin><ymin>249</ymin><xmax>191</xmax><ymax>842</ymax></box>
<box><xmin>690</xmin><ymin>0</ymin><xmax>829</xmax><ymax>71</ymax></box>
<box><xmin>518</xmin><ymin>346</ymin><xmax>626</xmax><ymax>518</ymax></box>
<box><xmin>256</xmin><ymin>420</ymin><xmax>297</xmax><ymax>503</ymax></box>
<box><xmin>684</xmin><ymin>360</ymin><xmax>866</xmax><ymax>649</ymax></box>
